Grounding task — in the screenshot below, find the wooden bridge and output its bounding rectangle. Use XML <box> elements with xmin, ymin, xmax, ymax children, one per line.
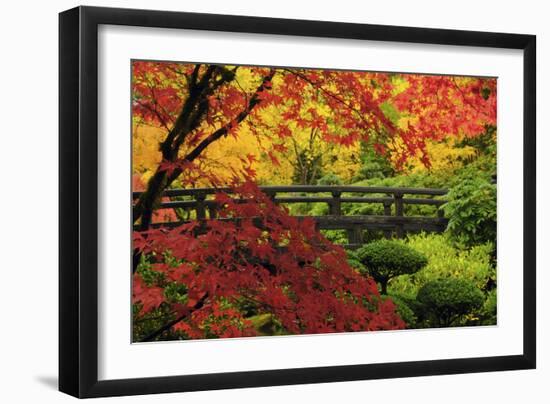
<box><xmin>133</xmin><ymin>185</ymin><xmax>448</xmax><ymax>248</ymax></box>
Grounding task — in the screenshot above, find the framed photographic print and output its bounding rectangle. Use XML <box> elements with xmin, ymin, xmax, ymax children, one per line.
<box><xmin>59</xmin><ymin>6</ymin><xmax>536</xmax><ymax>398</ymax></box>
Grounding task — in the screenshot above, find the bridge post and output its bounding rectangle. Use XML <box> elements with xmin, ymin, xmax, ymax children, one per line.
<box><xmin>208</xmin><ymin>204</ymin><xmax>218</xmax><ymax>219</ymax></box>
<box><xmin>195</xmin><ymin>192</ymin><xmax>206</xmax><ymax>220</ymax></box>
<box><xmin>264</xmin><ymin>190</ymin><xmax>276</xmax><ymax>202</ymax></box>
<box><xmin>436</xmin><ymin>206</ymin><xmax>446</xmax><ymax>231</ymax></box>
<box><xmin>329</xmin><ymin>191</ymin><xmax>342</xmax><ymax>216</ymax></box>
<box><xmin>394</xmin><ymin>192</ymin><xmax>404</xmax><ymax>238</ymax></box>
<box><xmin>347</xmin><ymin>227</ymin><xmax>364</xmax><ymax>246</ymax></box>
<box><xmin>383</xmin><ymin>201</ymin><xmax>393</xmax><ymax>239</ymax></box>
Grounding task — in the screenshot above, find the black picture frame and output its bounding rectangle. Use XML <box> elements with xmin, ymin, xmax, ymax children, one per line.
<box><xmin>59</xmin><ymin>5</ymin><xmax>536</xmax><ymax>398</ymax></box>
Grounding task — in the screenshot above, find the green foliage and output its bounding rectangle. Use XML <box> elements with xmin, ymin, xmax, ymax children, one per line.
<box><xmin>321</xmin><ymin>230</ymin><xmax>349</xmax><ymax>245</ymax></box>
<box><xmin>355</xmin><ymin>170</ymin><xmax>449</xmax><ymax>190</ymax></box>
<box><xmin>443</xmin><ymin>176</ymin><xmax>496</xmax><ymax>247</ymax></box>
<box><xmin>386</xmin><ymin>294</ymin><xmax>417</xmax><ymax>328</ymax></box>
<box><xmin>285</xmin><ymin>200</ymin><xmax>329</xmax><ymax>216</ymax></box>
<box><xmin>132</xmin><ymin>305</ymin><xmax>178</xmax><ymax>342</ymax></box>
<box><xmin>163</xmin><ymin>282</ymin><xmax>189</xmax><ymax>305</ymax></box>
<box><xmin>280</xmin><ymin>123</ymin><xmax>497</xmax><ymax>329</ymax></box>
<box><xmin>246</xmin><ymin>313</ymin><xmax>288</xmax><ymax>336</ymax></box>
<box><xmin>136</xmin><ymin>253</ymin><xmax>164</xmax><ymax>285</ymax></box>
<box><xmin>477</xmin><ymin>289</ymin><xmax>497</xmax><ymax>326</ymax></box>
<box><xmin>317</xmin><ymin>173</ymin><xmax>343</xmax><ymax>185</ymax></box>
<box><xmin>417</xmin><ymin>278</ymin><xmax>485</xmax><ymax>327</ymax></box>
<box><xmin>386</xmin><ymin>234</ymin><xmax>496</xmax><ymax>328</ymax></box>
<box><xmin>379</xmin><ymin>101</ymin><xmax>401</xmax><ymax>124</ymax></box>
<box><xmin>346</xmin><ymin>172</ymin><xmax>446</xmax><ymax>218</ymax></box>
<box><xmin>388</xmin><ymin>233</ymin><xmax>495</xmax><ymax>299</ymax></box>
<box><xmin>352</xmin><ymin>141</ymin><xmax>395</xmax><ymax>182</ymax></box>
<box><xmin>345</xmin><ymin>249</ymin><xmax>367</xmax><ymax>274</ymax></box>
<box><xmin>356</xmin><ymin>240</ymin><xmax>428</xmax><ymax>294</ymax></box>
<box><xmin>309</xmin><ymin>202</ymin><xmax>329</xmax><ymax>216</ymax></box>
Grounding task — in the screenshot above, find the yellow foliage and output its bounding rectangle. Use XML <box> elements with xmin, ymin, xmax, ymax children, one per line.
<box><xmin>404</xmin><ymin>138</ymin><xmax>476</xmax><ymax>173</ymax></box>
<box><xmin>133</xmin><ymin>118</ymin><xmax>362</xmax><ymax>187</ymax></box>
<box><xmin>132</xmin><ymin>124</ymin><xmax>164</xmax><ymax>183</ymax></box>
<box><xmin>133</xmin><ymin>111</ymin><xmax>470</xmax><ymax>187</ymax></box>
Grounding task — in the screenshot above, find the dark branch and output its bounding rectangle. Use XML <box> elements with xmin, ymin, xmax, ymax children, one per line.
<box><xmin>139</xmin><ymin>294</ymin><xmax>208</xmax><ymax>342</ymax></box>
<box><xmin>283</xmin><ymin>68</ymin><xmax>389</xmax><ymax>133</ymax></box>
<box><xmin>180</xmin><ymin>69</ymin><xmax>276</xmax><ymax>165</ymax></box>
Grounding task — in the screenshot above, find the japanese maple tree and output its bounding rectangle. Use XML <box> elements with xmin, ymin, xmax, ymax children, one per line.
<box><xmin>133</xmin><ymin>179</ymin><xmax>404</xmax><ymax>340</ymax></box>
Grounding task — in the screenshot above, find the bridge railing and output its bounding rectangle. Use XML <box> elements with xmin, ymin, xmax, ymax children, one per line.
<box><xmin>133</xmin><ymin>185</ymin><xmax>448</xmax><ymax>247</ymax></box>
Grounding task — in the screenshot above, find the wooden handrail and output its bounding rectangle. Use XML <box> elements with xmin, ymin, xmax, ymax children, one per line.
<box><xmin>132</xmin><ymin>185</ymin><xmax>447</xmax><ymax>199</ymax></box>
<box><xmin>158</xmin><ymin>196</ymin><xmax>445</xmax><ymax>210</ymax></box>
<box><xmin>133</xmin><ymin>185</ymin><xmax>448</xmax><ymax>243</ymax></box>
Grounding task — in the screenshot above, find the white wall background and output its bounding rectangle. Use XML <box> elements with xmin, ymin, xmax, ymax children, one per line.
<box><xmin>0</xmin><ymin>0</ymin><xmax>546</xmax><ymax>402</ymax></box>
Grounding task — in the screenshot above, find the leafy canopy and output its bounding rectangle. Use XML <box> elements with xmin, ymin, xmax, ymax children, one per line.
<box><xmin>132</xmin><ymin>62</ymin><xmax>497</xmax><ymax>187</ymax></box>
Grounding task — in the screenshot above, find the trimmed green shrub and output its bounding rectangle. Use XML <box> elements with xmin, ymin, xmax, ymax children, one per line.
<box><xmin>389</xmin><ymin>233</ymin><xmax>495</xmax><ymax>299</ymax></box>
<box><xmin>417</xmin><ymin>278</ymin><xmax>484</xmax><ymax>327</ymax></box>
<box><xmin>356</xmin><ymin>240</ymin><xmax>428</xmax><ymax>294</ymax></box>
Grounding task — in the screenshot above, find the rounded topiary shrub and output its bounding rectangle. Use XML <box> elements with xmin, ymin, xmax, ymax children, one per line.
<box><xmin>356</xmin><ymin>240</ymin><xmax>428</xmax><ymax>294</ymax></box>
<box><xmin>417</xmin><ymin>278</ymin><xmax>484</xmax><ymax>327</ymax></box>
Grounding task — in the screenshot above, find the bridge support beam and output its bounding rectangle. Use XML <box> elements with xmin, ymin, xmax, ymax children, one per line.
<box><xmin>347</xmin><ymin>227</ymin><xmax>364</xmax><ymax>246</ymax></box>
<box><xmin>394</xmin><ymin>192</ymin><xmax>405</xmax><ymax>238</ymax></box>
<box><xmin>329</xmin><ymin>191</ymin><xmax>342</xmax><ymax>216</ymax></box>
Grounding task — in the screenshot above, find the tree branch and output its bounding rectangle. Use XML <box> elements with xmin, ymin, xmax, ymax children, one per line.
<box><xmin>283</xmin><ymin>68</ymin><xmax>387</xmax><ymax>133</ymax></box>
<box><xmin>139</xmin><ymin>294</ymin><xmax>208</xmax><ymax>342</ymax></box>
<box><xmin>167</xmin><ymin>69</ymin><xmax>276</xmax><ymax>183</ymax></box>
<box><xmin>184</xmin><ymin>70</ymin><xmax>275</xmax><ymax>162</ymax></box>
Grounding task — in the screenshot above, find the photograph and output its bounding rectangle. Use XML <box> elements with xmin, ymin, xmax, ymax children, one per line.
<box><xmin>131</xmin><ymin>61</ymin><xmax>498</xmax><ymax>342</ymax></box>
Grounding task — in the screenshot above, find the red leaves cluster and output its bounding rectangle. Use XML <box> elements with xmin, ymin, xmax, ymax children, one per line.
<box><xmin>133</xmin><ymin>275</ymin><xmax>165</xmax><ymax>315</ymax></box>
<box><xmin>133</xmin><ymin>181</ymin><xmax>404</xmax><ymax>339</ymax></box>
<box><xmin>132</xmin><ymin>62</ymin><xmax>194</xmax><ymax>128</ymax></box>
<box><xmin>394</xmin><ymin>76</ymin><xmax>497</xmax><ymax>139</ymax></box>
<box><xmin>132</xmin><ymin>61</ymin><xmax>497</xmax><ymax>173</ymax></box>
<box><xmin>388</xmin><ymin>75</ymin><xmax>497</xmax><ymax>169</ymax></box>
